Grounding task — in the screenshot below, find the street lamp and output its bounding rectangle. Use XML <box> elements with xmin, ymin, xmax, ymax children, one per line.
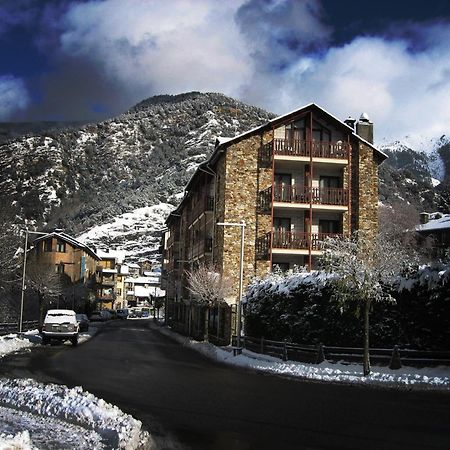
<box><xmin>19</xmin><ymin>228</ymin><xmax>48</xmax><ymax>336</ymax></box>
<box><xmin>216</xmin><ymin>221</ymin><xmax>246</xmax><ymax>347</ymax></box>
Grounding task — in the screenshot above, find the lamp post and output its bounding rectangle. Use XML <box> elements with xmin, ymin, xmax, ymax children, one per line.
<box><xmin>19</xmin><ymin>228</ymin><xmax>48</xmax><ymax>336</ymax></box>
<box><xmin>217</xmin><ymin>221</ymin><xmax>245</xmax><ymax>347</ymax></box>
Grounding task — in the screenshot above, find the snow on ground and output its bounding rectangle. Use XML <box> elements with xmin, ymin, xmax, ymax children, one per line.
<box><xmin>0</xmin><ymin>328</ymin><xmax>152</xmax><ymax>449</ymax></box>
<box><xmin>0</xmin><ymin>328</ymin><xmax>96</xmax><ymax>359</ymax></box>
<box><xmin>154</xmin><ymin>323</ymin><xmax>450</xmax><ymax>390</ymax></box>
<box><xmin>0</xmin><ymin>379</ymin><xmax>150</xmax><ymax>450</ymax></box>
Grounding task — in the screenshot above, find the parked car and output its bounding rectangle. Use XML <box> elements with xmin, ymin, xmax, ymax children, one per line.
<box><xmin>41</xmin><ymin>309</ymin><xmax>79</xmax><ymax>346</ymax></box>
<box><xmin>89</xmin><ymin>310</ymin><xmax>112</xmax><ymax>321</ymax></box>
<box><xmin>76</xmin><ymin>313</ymin><xmax>90</xmax><ymax>332</ymax></box>
<box><xmin>116</xmin><ymin>309</ymin><xmax>129</xmax><ymax>320</ymax></box>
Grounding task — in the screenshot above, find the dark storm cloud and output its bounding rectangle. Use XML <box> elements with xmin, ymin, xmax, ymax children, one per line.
<box><xmin>235</xmin><ymin>0</ymin><xmax>330</xmax><ymax>70</ymax></box>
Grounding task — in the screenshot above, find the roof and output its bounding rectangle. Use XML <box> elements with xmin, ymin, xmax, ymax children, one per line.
<box><xmin>96</xmin><ymin>249</ymin><xmax>127</xmax><ymax>263</ymax></box>
<box><xmin>416</xmin><ymin>214</ymin><xmax>450</xmax><ymax>232</ymax></box>
<box><xmin>32</xmin><ymin>231</ymin><xmax>99</xmax><ymax>260</ymax></box>
<box><xmin>211</xmin><ymin>103</ymin><xmax>387</xmax><ymax>162</ymax></box>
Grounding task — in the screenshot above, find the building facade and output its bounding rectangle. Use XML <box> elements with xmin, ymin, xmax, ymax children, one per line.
<box><xmin>31</xmin><ymin>231</ymin><xmax>99</xmax><ymax>283</ymax></box>
<box><xmin>162</xmin><ymin>104</ymin><xmax>386</xmax><ymax>338</ymax></box>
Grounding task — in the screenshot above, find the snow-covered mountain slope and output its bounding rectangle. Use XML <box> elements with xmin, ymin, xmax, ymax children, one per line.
<box><xmin>77</xmin><ymin>203</ymin><xmax>172</xmax><ymax>262</ymax></box>
<box><xmin>379</xmin><ymin>136</ymin><xmax>450</xmax><ymax>210</ymax></box>
<box><xmin>0</xmin><ymin>92</ymin><xmax>274</xmax><ymax>231</ymax></box>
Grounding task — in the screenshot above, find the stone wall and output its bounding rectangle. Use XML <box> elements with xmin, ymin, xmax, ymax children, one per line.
<box><xmin>356</xmin><ymin>142</ymin><xmax>379</xmax><ymax>241</ymax></box>
<box><xmin>213</xmin><ymin>132</ymin><xmax>273</xmax><ymax>302</ymax></box>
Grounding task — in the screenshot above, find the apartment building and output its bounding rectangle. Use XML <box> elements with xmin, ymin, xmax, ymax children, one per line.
<box><xmin>31</xmin><ymin>231</ymin><xmax>99</xmax><ymax>283</ymax></box>
<box><xmin>162</xmin><ymin>103</ymin><xmax>386</xmax><ymax>336</ymax></box>
<box><xmin>96</xmin><ymin>249</ymin><xmax>126</xmax><ymax>309</ymax></box>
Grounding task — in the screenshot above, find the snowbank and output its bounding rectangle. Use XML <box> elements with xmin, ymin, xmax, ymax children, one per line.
<box><xmin>0</xmin><ymin>379</ymin><xmax>150</xmax><ymax>449</ymax></box>
<box><xmin>0</xmin><ymin>331</ymin><xmax>37</xmax><ymax>358</ymax></box>
<box><xmin>154</xmin><ymin>323</ymin><xmax>450</xmax><ymax>390</ymax></box>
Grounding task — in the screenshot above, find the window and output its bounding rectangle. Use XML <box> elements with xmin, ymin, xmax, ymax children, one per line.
<box><xmin>56</xmin><ymin>239</ymin><xmax>66</xmax><ymax>253</ymax></box>
<box><xmin>319</xmin><ymin>219</ymin><xmax>341</xmax><ymax>234</ymax></box>
<box><xmin>56</xmin><ymin>263</ymin><xmax>65</xmax><ymax>274</ymax></box>
<box><xmin>273</xmin><ymin>218</ymin><xmax>291</xmax><ymax>248</ymax></box>
<box><xmin>44</xmin><ymin>239</ymin><xmax>52</xmax><ymax>252</ymax></box>
<box><xmin>274</xmin><ymin>174</ymin><xmax>292</xmax><ymax>202</ymax></box>
<box><xmin>319</xmin><ymin>176</ymin><xmax>340</xmax><ymax>189</ymax></box>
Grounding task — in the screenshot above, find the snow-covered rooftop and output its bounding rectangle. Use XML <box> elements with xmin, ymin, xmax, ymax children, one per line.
<box><xmin>416</xmin><ymin>214</ymin><xmax>450</xmax><ymax>232</ymax></box>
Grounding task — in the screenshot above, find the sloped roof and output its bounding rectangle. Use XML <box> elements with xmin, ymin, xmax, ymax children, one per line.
<box><xmin>33</xmin><ymin>231</ymin><xmax>100</xmax><ymax>260</ymax></box>
<box><xmin>211</xmin><ymin>102</ymin><xmax>387</xmax><ymax>162</ymax></box>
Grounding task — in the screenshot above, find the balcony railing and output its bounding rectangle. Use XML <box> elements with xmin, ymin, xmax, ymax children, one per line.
<box><xmin>273</xmin><ymin>139</ymin><xmax>349</xmax><ymax>159</ymax></box>
<box><xmin>257</xmin><ymin>231</ymin><xmax>343</xmax><ymax>256</ymax></box>
<box><xmin>189</xmin><ymin>195</ymin><xmax>214</xmax><ymax>224</ymax></box>
<box><xmin>188</xmin><ymin>237</ymin><xmax>213</xmax><ymax>260</ymax></box>
<box><xmin>273</xmin><ymin>185</ymin><xmax>348</xmax><ymax>206</ymax></box>
<box><xmin>272</xmin><ymin>231</ymin><xmax>342</xmax><ymax>250</ymax></box>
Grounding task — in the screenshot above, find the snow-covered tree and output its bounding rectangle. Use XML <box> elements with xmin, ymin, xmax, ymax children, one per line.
<box><xmin>185</xmin><ymin>263</ymin><xmax>231</xmax><ymax>341</ymax></box>
<box><xmin>319</xmin><ymin>231</ymin><xmax>411</xmax><ymax>375</ymax></box>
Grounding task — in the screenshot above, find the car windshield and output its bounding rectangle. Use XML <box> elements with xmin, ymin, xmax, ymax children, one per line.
<box><xmin>48</xmin><ymin>313</ymin><xmax>74</xmax><ymax>317</ymax></box>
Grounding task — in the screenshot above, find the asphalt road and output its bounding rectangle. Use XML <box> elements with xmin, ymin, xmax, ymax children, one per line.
<box><xmin>1</xmin><ymin>320</ymin><xmax>450</xmax><ymax>450</ymax></box>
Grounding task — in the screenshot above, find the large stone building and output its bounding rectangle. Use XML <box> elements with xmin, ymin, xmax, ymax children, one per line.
<box><xmin>161</xmin><ymin>103</ymin><xmax>387</xmax><ymax>339</ymax></box>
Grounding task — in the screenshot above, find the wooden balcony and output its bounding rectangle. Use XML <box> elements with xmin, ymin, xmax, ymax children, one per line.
<box><xmin>188</xmin><ymin>237</ymin><xmax>213</xmax><ymax>260</ymax></box>
<box><xmin>257</xmin><ymin>231</ymin><xmax>343</xmax><ymax>256</ymax></box>
<box><xmin>273</xmin><ymin>139</ymin><xmax>349</xmax><ymax>159</ymax></box>
<box><xmin>274</xmin><ymin>185</ymin><xmax>348</xmax><ymax>206</ymax></box>
<box><xmin>188</xmin><ymin>195</ymin><xmax>214</xmax><ymax>225</ymax></box>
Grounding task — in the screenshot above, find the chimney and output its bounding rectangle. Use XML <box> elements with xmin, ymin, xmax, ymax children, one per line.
<box><xmin>356</xmin><ymin>112</ymin><xmax>374</xmax><ymax>144</ymax></box>
<box><xmin>419</xmin><ymin>212</ymin><xmax>429</xmax><ymax>224</ymax></box>
<box><xmin>344</xmin><ymin>116</ymin><xmax>356</xmax><ymax>130</ymax></box>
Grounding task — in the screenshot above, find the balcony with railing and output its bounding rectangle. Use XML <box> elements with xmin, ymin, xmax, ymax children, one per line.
<box><xmin>188</xmin><ymin>195</ymin><xmax>214</xmax><ymax>225</ymax></box>
<box><xmin>257</xmin><ymin>231</ymin><xmax>343</xmax><ymax>256</ymax></box>
<box><xmin>273</xmin><ymin>185</ymin><xmax>348</xmax><ymax>206</ymax></box>
<box><xmin>187</xmin><ymin>237</ymin><xmax>213</xmax><ymax>260</ymax></box>
<box><xmin>273</xmin><ymin>139</ymin><xmax>349</xmax><ymax>159</ymax></box>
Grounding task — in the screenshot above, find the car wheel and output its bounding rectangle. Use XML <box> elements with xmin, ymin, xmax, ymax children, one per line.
<box><xmin>41</xmin><ymin>336</ymin><xmax>49</xmax><ymax>345</ymax></box>
<box><xmin>71</xmin><ymin>336</ymin><xmax>78</xmax><ymax>346</ymax></box>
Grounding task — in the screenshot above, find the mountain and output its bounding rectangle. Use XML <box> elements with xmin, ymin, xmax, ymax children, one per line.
<box><xmin>0</xmin><ymin>92</ymin><xmax>275</xmax><ymax>261</ymax></box>
<box><xmin>379</xmin><ymin>136</ymin><xmax>450</xmax><ymax>212</ymax></box>
<box><xmin>0</xmin><ymin>121</ymin><xmax>88</xmax><ymax>145</ymax></box>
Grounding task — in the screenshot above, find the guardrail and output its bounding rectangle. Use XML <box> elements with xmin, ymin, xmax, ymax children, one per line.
<box><xmin>232</xmin><ymin>335</ymin><xmax>450</xmax><ymax>369</ymax></box>
<box><xmin>0</xmin><ymin>321</ymin><xmax>39</xmax><ymax>336</ymax></box>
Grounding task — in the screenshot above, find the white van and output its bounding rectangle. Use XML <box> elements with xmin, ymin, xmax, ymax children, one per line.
<box><xmin>41</xmin><ymin>309</ymin><xmax>79</xmax><ymax>346</ymax></box>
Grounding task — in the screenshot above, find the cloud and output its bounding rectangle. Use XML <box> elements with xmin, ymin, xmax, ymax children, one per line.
<box><xmin>4</xmin><ymin>0</ymin><xmax>449</xmax><ymax>144</ymax></box>
<box><xmin>57</xmin><ymin>0</ymin><xmax>252</xmax><ymax>103</ymax></box>
<box><xmin>244</xmin><ymin>24</ymin><xmax>450</xmax><ymax>143</ymax></box>
<box><xmin>0</xmin><ymin>75</ymin><xmax>30</xmax><ymax>119</ymax></box>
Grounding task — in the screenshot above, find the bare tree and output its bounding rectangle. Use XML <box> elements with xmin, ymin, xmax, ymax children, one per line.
<box><xmin>0</xmin><ymin>205</ymin><xmax>21</xmax><ymax>285</ymax></box>
<box><xmin>26</xmin><ymin>261</ymin><xmax>66</xmax><ymax>325</ymax></box>
<box><xmin>320</xmin><ymin>232</ymin><xmax>411</xmax><ymax>376</ymax></box>
<box><xmin>185</xmin><ymin>263</ymin><xmax>231</xmax><ymax>341</ymax></box>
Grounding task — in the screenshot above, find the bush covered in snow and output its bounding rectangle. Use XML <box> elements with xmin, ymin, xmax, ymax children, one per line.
<box><xmin>244</xmin><ymin>262</ymin><xmax>450</xmax><ymax>350</ymax></box>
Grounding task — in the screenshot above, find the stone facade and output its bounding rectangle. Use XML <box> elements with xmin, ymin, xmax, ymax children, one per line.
<box><xmin>355</xmin><ymin>142</ymin><xmax>379</xmax><ymax>242</ymax></box>
<box><xmin>161</xmin><ymin>103</ymin><xmax>386</xmax><ymax>339</ymax></box>
<box><xmin>214</xmin><ymin>132</ymin><xmax>273</xmax><ymax>300</ymax></box>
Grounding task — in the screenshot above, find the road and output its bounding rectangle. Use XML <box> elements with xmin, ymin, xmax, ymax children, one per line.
<box><xmin>1</xmin><ymin>319</ymin><xmax>450</xmax><ymax>450</ymax></box>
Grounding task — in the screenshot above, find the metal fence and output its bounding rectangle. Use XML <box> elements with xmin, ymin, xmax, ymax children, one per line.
<box><xmin>0</xmin><ymin>321</ymin><xmax>39</xmax><ymax>336</ymax></box>
<box><xmin>232</xmin><ymin>335</ymin><xmax>450</xmax><ymax>369</ymax></box>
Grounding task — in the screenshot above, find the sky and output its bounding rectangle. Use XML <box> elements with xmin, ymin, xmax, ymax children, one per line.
<box><xmin>0</xmin><ymin>0</ymin><xmax>449</xmax><ymax>143</ymax></box>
